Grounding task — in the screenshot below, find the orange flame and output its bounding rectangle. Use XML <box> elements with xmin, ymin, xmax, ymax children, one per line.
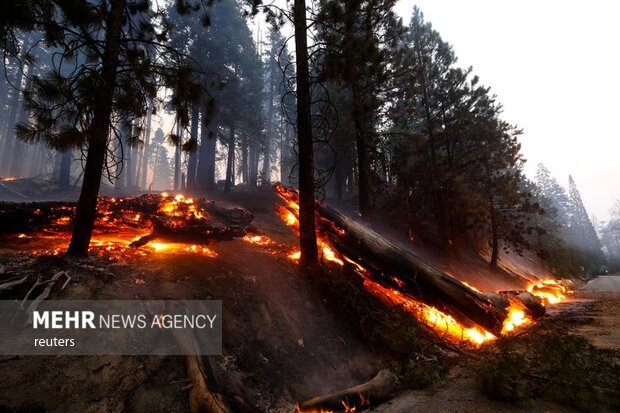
<box><xmin>527</xmin><ymin>279</ymin><xmax>568</xmax><ymax>305</ymax></box>
<box><xmin>273</xmin><ymin>183</ymin><xmax>567</xmax><ymax>346</ymax></box>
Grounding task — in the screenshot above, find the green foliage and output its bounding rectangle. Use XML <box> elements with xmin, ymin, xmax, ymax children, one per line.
<box><xmin>378</xmin><ymin>6</ymin><xmax>542</xmax><ymax>261</ymax></box>
<box><xmin>402</xmin><ymin>361</ymin><xmax>443</xmax><ymax>389</ymax></box>
<box><xmin>478</xmin><ymin>334</ymin><xmax>620</xmax><ymax>412</ymax></box>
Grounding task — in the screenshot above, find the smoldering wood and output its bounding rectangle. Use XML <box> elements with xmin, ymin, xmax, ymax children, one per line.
<box><xmin>276</xmin><ymin>184</ymin><xmax>545</xmax><ymax>336</ymax></box>
<box><xmin>296</xmin><ymin>369</ymin><xmax>397</xmax><ymax>412</ymax></box>
<box><xmin>0</xmin><ymin>195</ymin><xmax>254</xmax><ymax>248</ymax></box>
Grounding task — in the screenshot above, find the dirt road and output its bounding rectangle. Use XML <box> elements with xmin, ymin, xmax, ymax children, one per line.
<box><xmin>584</xmin><ymin>274</ymin><xmax>620</xmax><ymax>292</ymax></box>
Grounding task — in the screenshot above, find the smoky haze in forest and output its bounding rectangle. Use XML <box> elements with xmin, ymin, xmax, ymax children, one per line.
<box><xmin>393</xmin><ymin>0</ymin><xmax>620</xmax><ymax>220</ymax></box>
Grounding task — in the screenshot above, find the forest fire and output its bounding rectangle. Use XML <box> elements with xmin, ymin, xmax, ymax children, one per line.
<box><xmin>527</xmin><ymin>279</ymin><xmax>570</xmax><ymax>305</ymax></box>
<box><xmin>0</xmin><ymin>193</ymin><xmax>252</xmax><ymax>259</ymax></box>
<box><xmin>274</xmin><ymin>183</ymin><xmax>569</xmax><ymax>347</ymax></box>
<box><xmin>1</xmin><ymin>186</ymin><xmax>569</xmax><ymax>349</ymax></box>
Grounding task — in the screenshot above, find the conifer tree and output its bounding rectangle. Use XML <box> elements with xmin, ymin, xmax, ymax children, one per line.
<box><xmin>567</xmin><ymin>175</ymin><xmax>603</xmax><ymax>262</ymax></box>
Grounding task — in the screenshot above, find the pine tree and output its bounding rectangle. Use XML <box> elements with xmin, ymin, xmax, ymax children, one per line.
<box><xmin>535</xmin><ymin>163</ymin><xmax>570</xmax><ymax>223</ymax></box>
<box><xmin>567</xmin><ymin>175</ymin><xmax>603</xmax><ymax>268</ymax></box>
<box><xmin>294</xmin><ymin>0</ymin><xmax>318</xmax><ymax>264</ymax></box>
<box><xmin>316</xmin><ymin>0</ymin><xmax>402</xmax><ymax>219</ymax></box>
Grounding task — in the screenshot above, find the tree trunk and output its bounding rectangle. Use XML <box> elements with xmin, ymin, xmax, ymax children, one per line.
<box><xmin>241</xmin><ymin>136</ymin><xmax>248</xmax><ymax>184</ymax></box>
<box><xmin>8</xmin><ymin>63</ymin><xmax>35</xmax><ymax>177</ymax></box>
<box><xmin>115</xmin><ymin>130</ymin><xmax>125</xmax><ymax>194</ymax></box>
<box><xmin>489</xmin><ymin>196</ymin><xmax>499</xmax><ymax>268</ymax></box>
<box><xmin>248</xmin><ymin>138</ymin><xmax>258</xmax><ymax>187</ymax></box>
<box><xmin>139</xmin><ymin>107</ymin><xmax>152</xmax><ymax>189</ymax></box>
<box><xmin>317</xmin><ymin>205</ymin><xmax>524</xmax><ymax>335</ymax></box>
<box><xmin>343</xmin><ymin>2</ymin><xmax>372</xmax><ymax>220</ymax></box>
<box><xmin>187</xmin><ymin>103</ymin><xmax>199</xmax><ymax>190</ymax></box>
<box><xmin>66</xmin><ymin>0</ymin><xmax>126</xmax><ymax>257</ymax></box>
<box><xmin>126</xmin><ymin>134</ymin><xmax>134</xmax><ymax>189</ymax></box>
<box><xmin>293</xmin><ymin>0</ymin><xmax>318</xmax><ymax>265</ymax></box>
<box><xmin>197</xmin><ymin>118</ymin><xmax>216</xmax><ymax>191</ymax></box>
<box><xmin>262</xmin><ymin>64</ymin><xmax>276</xmax><ymax>185</ymax></box>
<box><xmin>1</xmin><ymin>58</ymin><xmax>26</xmax><ymax>176</ymax></box>
<box><xmin>174</xmin><ymin>122</ymin><xmax>182</xmax><ymax>191</ymax></box>
<box><xmin>224</xmin><ymin>122</ymin><xmax>235</xmax><ymax>193</ymax></box>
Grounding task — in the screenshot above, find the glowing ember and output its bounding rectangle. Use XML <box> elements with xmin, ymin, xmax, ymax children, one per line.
<box><xmin>289</xmin><ymin>250</ymin><xmax>301</xmax><ymax>261</ymax></box>
<box><xmin>242</xmin><ymin>235</ymin><xmax>274</xmax><ymax>246</ymax></box>
<box><xmin>8</xmin><ymin>193</ymin><xmax>235</xmax><ymax>260</ymax></box>
<box><xmin>150</xmin><ymin>242</ymin><xmax>170</xmax><ymax>252</ymax></box>
<box><xmin>183</xmin><ymin>244</ymin><xmax>218</xmax><ymax>257</ymax></box>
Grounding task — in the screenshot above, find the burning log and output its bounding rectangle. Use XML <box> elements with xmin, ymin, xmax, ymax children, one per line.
<box><xmin>296</xmin><ymin>369</ymin><xmax>397</xmax><ymax>413</ymax></box>
<box><xmin>129</xmin><ymin>218</ymin><xmax>248</xmax><ymax>248</ymax></box>
<box><xmin>0</xmin><ymin>194</ymin><xmax>254</xmax><ymax>253</ymax></box>
<box><xmin>275</xmin><ymin>184</ymin><xmax>545</xmax><ymax>338</ymax></box>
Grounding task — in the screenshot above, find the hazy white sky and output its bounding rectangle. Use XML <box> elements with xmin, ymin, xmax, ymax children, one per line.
<box><xmin>393</xmin><ymin>0</ymin><xmax>620</xmax><ymax>220</ymax></box>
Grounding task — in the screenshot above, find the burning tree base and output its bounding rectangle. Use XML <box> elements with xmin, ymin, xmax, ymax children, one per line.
<box><xmin>274</xmin><ymin>184</ymin><xmax>570</xmax><ymax>346</ymax></box>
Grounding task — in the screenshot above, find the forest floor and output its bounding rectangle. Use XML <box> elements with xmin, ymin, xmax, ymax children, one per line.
<box><xmin>0</xmin><ymin>188</ymin><xmax>618</xmax><ymax>412</ymax></box>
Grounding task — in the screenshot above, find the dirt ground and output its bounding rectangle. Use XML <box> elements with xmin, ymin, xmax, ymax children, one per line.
<box><xmin>0</xmin><ymin>189</ymin><xmax>618</xmax><ymax>412</ymax></box>
<box><xmin>376</xmin><ymin>280</ymin><xmax>620</xmax><ymax>413</ymax></box>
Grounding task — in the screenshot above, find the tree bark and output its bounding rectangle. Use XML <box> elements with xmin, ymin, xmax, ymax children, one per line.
<box><xmin>294</xmin><ymin>0</ymin><xmax>318</xmax><ymax>265</ymax></box>
<box><xmin>261</xmin><ymin>62</ymin><xmax>276</xmax><ymax>184</ymax></box>
<box><xmin>241</xmin><ymin>136</ymin><xmax>248</xmax><ymax>184</ymax></box>
<box><xmin>8</xmin><ymin>63</ymin><xmax>34</xmax><ymax>177</ymax></box>
<box><xmin>1</xmin><ymin>51</ymin><xmax>27</xmax><ymax>176</ymax></box>
<box><xmin>67</xmin><ymin>0</ymin><xmax>126</xmax><ymax>257</ymax></box>
<box><xmin>489</xmin><ymin>196</ymin><xmax>499</xmax><ymax>268</ymax></box>
<box><xmin>197</xmin><ymin>118</ymin><xmax>216</xmax><ymax>191</ymax></box>
<box><xmin>224</xmin><ymin>122</ymin><xmax>235</xmax><ymax>193</ymax></box>
<box><xmin>187</xmin><ymin>102</ymin><xmax>199</xmax><ymax>190</ymax></box>
<box><xmin>174</xmin><ymin>122</ymin><xmax>182</xmax><ymax>191</ymax></box>
<box><xmin>139</xmin><ymin>107</ymin><xmax>152</xmax><ymax>190</ymax></box>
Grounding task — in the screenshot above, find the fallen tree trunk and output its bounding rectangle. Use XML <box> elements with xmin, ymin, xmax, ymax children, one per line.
<box><xmin>275</xmin><ymin>184</ymin><xmax>544</xmax><ymax>336</ymax></box>
<box><xmin>129</xmin><ymin>218</ymin><xmax>248</xmax><ymax>248</ymax></box>
<box><xmin>296</xmin><ymin>369</ymin><xmax>397</xmax><ymax>412</ymax></box>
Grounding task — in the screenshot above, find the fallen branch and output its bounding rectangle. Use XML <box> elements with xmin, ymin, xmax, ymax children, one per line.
<box><xmin>296</xmin><ymin>369</ymin><xmax>398</xmax><ymax>412</ymax></box>
<box><xmin>20</xmin><ymin>271</ymin><xmax>70</xmax><ymax>319</ymax></box>
<box><xmin>0</xmin><ymin>274</ymin><xmax>29</xmax><ymax>292</ymax></box>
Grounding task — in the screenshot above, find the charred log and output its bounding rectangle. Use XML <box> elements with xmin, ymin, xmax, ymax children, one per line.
<box><xmin>275</xmin><ymin>184</ymin><xmax>545</xmax><ymax>336</ymax></box>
